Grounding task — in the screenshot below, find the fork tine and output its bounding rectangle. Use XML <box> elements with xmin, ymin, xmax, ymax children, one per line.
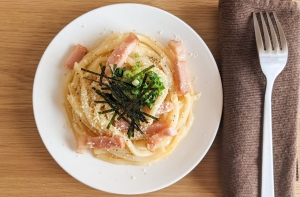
<box><xmin>266</xmin><ymin>12</ymin><xmax>279</xmax><ymax>51</ymax></box>
<box><xmin>273</xmin><ymin>13</ymin><xmax>288</xmax><ymax>51</ymax></box>
<box><xmin>260</xmin><ymin>12</ymin><xmax>272</xmax><ymax>51</ymax></box>
<box><xmin>253</xmin><ymin>13</ymin><xmax>264</xmax><ymax>51</ymax></box>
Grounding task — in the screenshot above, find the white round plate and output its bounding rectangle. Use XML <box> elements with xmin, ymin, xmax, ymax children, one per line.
<box><xmin>33</xmin><ymin>3</ymin><xmax>222</xmax><ymax>195</ymax></box>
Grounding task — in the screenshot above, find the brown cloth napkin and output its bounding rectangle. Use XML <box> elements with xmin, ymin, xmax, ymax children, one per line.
<box><xmin>219</xmin><ymin>0</ymin><xmax>300</xmax><ymax>196</ymax></box>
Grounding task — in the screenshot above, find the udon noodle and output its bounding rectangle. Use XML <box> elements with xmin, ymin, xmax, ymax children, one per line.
<box><xmin>64</xmin><ymin>32</ymin><xmax>194</xmax><ymax>165</ymax></box>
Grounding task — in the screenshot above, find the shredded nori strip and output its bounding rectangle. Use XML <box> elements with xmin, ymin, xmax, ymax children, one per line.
<box><xmin>81</xmin><ymin>65</ymin><xmax>161</xmax><ymax>138</ymax></box>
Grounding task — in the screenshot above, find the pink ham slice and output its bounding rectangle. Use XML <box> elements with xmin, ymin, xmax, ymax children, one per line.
<box><xmin>113</xmin><ymin>120</ymin><xmax>169</xmax><ymax>135</ymax></box>
<box><xmin>76</xmin><ymin>135</ymin><xmax>125</xmax><ymax>153</ymax></box>
<box><xmin>106</xmin><ymin>32</ymin><xmax>139</xmax><ymax>69</ymax></box>
<box><xmin>156</xmin><ymin>101</ymin><xmax>174</xmax><ymax>115</ymax></box>
<box><xmin>113</xmin><ymin>119</ymin><xmax>130</xmax><ymax>132</ymax></box>
<box><xmin>65</xmin><ymin>44</ymin><xmax>88</xmax><ymax>69</ymax></box>
<box><xmin>173</xmin><ymin>60</ymin><xmax>190</xmax><ymax>96</ymax></box>
<box><xmin>143</xmin><ymin>121</ymin><xmax>170</xmax><ymax>136</ymax></box>
<box><xmin>147</xmin><ymin>127</ymin><xmax>178</xmax><ymax>152</ymax></box>
<box><xmin>168</xmin><ymin>40</ymin><xmax>190</xmax><ymax>95</ymax></box>
<box><xmin>168</xmin><ymin>40</ymin><xmax>186</xmax><ymax>61</ymax></box>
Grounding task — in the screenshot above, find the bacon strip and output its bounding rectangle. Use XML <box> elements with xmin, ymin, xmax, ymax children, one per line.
<box><xmin>76</xmin><ymin>135</ymin><xmax>125</xmax><ymax>153</ymax></box>
<box><xmin>173</xmin><ymin>60</ymin><xmax>190</xmax><ymax>95</ymax></box>
<box><xmin>113</xmin><ymin>119</ymin><xmax>171</xmax><ymax>135</ymax></box>
<box><xmin>156</xmin><ymin>101</ymin><xmax>174</xmax><ymax>115</ymax></box>
<box><xmin>106</xmin><ymin>32</ymin><xmax>139</xmax><ymax>68</ymax></box>
<box><xmin>65</xmin><ymin>44</ymin><xmax>88</xmax><ymax>69</ymax></box>
<box><xmin>168</xmin><ymin>40</ymin><xmax>190</xmax><ymax>95</ymax></box>
<box><xmin>143</xmin><ymin>121</ymin><xmax>170</xmax><ymax>136</ymax></box>
<box><xmin>113</xmin><ymin>119</ymin><xmax>130</xmax><ymax>132</ymax></box>
<box><xmin>168</xmin><ymin>40</ymin><xmax>186</xmax><ymax>61</ymax></box>
<box><xmin>147</xmin><ymin>127</ymin><xmax>178</xmax><ymax>152</ymax></box>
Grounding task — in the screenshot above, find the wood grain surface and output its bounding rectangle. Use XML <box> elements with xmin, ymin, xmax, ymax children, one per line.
<box><xmin>0</xmin><ymin>0</ymin><xmax>298</xmax><ymax>196</ymax></box>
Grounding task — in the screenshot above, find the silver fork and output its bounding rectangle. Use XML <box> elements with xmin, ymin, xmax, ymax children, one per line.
<box><xmin>253</xmin><ymin>12</ymin><xmax>288</xmax><ymax>197</ymax></box>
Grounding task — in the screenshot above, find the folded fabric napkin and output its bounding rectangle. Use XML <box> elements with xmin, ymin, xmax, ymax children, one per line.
<box><xmin>219</xmin><ymin>0</ymin><xmax>300</xmax><ymax>196</ymax></box>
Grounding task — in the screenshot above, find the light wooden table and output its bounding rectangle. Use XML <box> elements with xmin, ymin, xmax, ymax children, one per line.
<box><xmin>0</xmin><ymin>0</ymin><xmax>299</xmax><ymax>196</ymax></box>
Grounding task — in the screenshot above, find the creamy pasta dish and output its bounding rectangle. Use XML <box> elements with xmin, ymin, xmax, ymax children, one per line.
<box><xmin>64</xmin><ymin>32</ymin><xmax>194</xmax><ymax>165</ymax></box>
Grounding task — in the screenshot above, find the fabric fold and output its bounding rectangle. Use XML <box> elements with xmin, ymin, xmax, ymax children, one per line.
<box><xmin>219</xmin><ymin>0</ymin><xmax>300</xmax><ymax>196</ymax></box>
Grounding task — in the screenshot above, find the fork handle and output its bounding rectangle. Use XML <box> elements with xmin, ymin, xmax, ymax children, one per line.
<box><xmin>261</xmin><ymin>78</ymin><xmax>275</xmax><ymax>197</ymax></box>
